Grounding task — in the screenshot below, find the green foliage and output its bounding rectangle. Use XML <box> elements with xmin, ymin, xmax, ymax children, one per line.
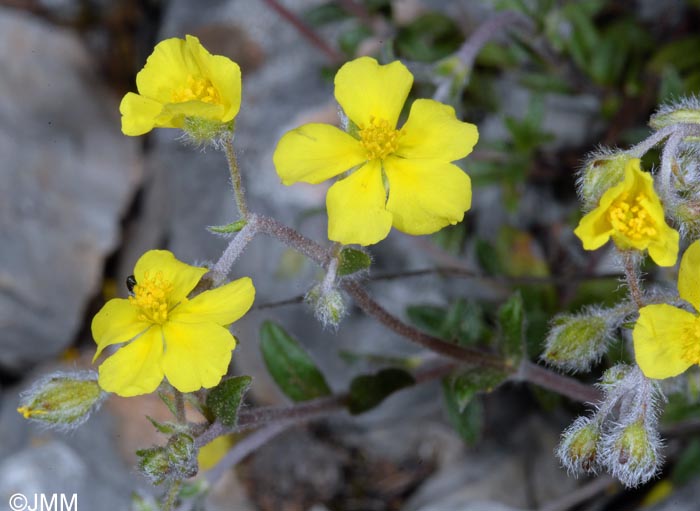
<box><xmin>406</xmin><ymin>299</ymin><xmax>488</xmax><ymax>347</ymax></box>
<box><xmin>444</xmin><ymin>367</ymin><xmax>510</xmax><ymax>413</ymax></box>
<box><xmin>498</xmin><ymin>291</ymin><xmax>525</xmax><ymax>364</ymax></box>
<box><xmin>348</xmin><ymin>368</ymin><xmax>415</xmax><ymax>414</ymax></box>
<box><xmin>671</xmin><ymin>439</ymin><xmax>700</xmax><ymax>485</ymax></box>
<box><xmin>395</xmin><ymin>13</ymin><xmax>464</xmax><ymax>62</ymax></box>
<box><xmin>205</xmin><ymin>375</ymin><xmax>252</xmax><ymax>427</ymax></box>
<box><xmin>442</xmin><ymin>379</ymin><xmax>484</xmax><ymax>444</ymax></box>
<box><xmin>337</xmin><ymin>247</ymin><xmax>372</xmax><ymax>276</ymax></box>
<box><xmin>260</xmin><ymin>321</ymin><xmax>332</xmax><ymax>402</ymax></box>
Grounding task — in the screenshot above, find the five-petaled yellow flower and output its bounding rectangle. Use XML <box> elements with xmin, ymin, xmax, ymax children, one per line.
<box><xmin>120</xmin><ymin>35</ymin><xmax>241</xmax><ymax>136</ymax></box>
<box><xmin>273</xmin><ymin>57</ymin><xmax>479</xmax><ymax>246</ymax></box>
<box><xmin>634</xmin><ymin>240</ymin><xmax>700</xmax><ymax>379</ymax></box>
<box><xmin>574</xmin><ymin>158</ymin><xmax>678</xmax><ymax>266</ymax></box>
<box><xmin>92</xmin><ymin>250</ymin><xmax>254</xmax><ymax>397</ymax></box>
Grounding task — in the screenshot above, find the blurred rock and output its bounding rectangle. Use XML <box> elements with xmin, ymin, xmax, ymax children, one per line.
<box><xmin>0</xmin><ymin>8</ymin><xmax>140</xmax><ymax>371</ymax></box>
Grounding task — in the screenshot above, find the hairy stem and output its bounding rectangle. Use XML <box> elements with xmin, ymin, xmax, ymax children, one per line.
<box><xmin>174</xmin><ymin>391</ymin><xmax>186</xmax><ymax>424</ymax></box>
<box><xmin>518</xmin><ymin>361</ymin><xmax>603</xmax><ymax>404</ymax></box>
<box><xmin>209</xmin><ymin>215</ymin><xmax>260</xmax><ymax>286</ymax></box>
<box><xmin>256</xmin><ymin>214</ymin><xmax>331</xmax><ymax>266</ymax></box>
<box><xmin>621</xmin><ymin>251</ymin><xmax>644</xmax><ymax>308</ymax></box>
<box><xmin>222</xmin><ymin>135</ymin><xmax>248</xmax><ymax>219</ymax></box>
<box><xmin>161</xmin><ymin>479</ymin><xmax>181</xmax><ymax>511</ymax></box>
<box><xmin>626</xmin><ymin>125</ymin><xmax>676</xmax><ymax>159</ymax></box>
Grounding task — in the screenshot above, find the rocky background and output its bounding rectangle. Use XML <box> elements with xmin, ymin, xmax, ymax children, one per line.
<box><xmin>1</xmin><ymin>0</ymin><xmax>699</xmax><ymax>510</ymax></box>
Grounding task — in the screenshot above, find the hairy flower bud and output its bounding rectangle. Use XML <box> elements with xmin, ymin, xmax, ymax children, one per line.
<box><xmin>305</xmin><ymin>284</ymin><xmax>347</xmax><ymax>329</ymax></box>
<box><xmin>136</xmin><ymin>433</ymin><xmax>198</xmax><ymax>485</ymax></box>
<box><xmin>17</xmin><ymin>371</ymin><xmax>106</xmax><ymax>430</ymax></box>
<box><xmin>577</xmin><ymin>150</ymin><xmax>632</xmax><ymax>211</ymax></box>
<box><xmin>601</xmin><ymin>420</ymin><xmax>662</xmax><ymax>487</ymax></box>
<box><xmin>542</xmin><ymin>310</ymin><xmax>613</xmax><ymax>372</ymax></box>
<box><xmin>556</xmin><ymin>416</ymin><xmax>601</xmax><ymax>475</ymax></box>
<box><xmin>599</xmin><ymin>364</ymin><xmax>633</xmax><ymax>390</ymax></box>
<box><xmin>649</xmin><ymin>96</ymin><xmax>700</xmax><ymax>130</ymax></box>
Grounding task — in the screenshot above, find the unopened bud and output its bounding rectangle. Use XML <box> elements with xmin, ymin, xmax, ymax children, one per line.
<box><xmin>578</xmin><ymin>150</ymin><xmax>632</xmax><ymax>211</ymax></box>
<box><xmin>649</xmin><ymin>96</ymin><xmax>700</xmax><ymax>130</ymax></box>
<box><xmin>542</xmin><ymin>311</ymin><xmax>612</xmax><ymax>372</ymax></box>
<box><xmin>557</xmin><ymin>416</ymin><xmax>601</xmax><ymax>475</ymax></box>
<box><xmin>599</xmin><ymin>364</ymin><xmax>633</xmax><ymax>389</ymax></box>
<box><xmin>305</xmin><ymin>284</ymin><xmax>347</xmax><ymax>329</ymax></box>
<box><xmin>181</xmin><ymin>117</ymin><xmax>235</xmax><ymax>148</ymax></box>
<box><xmin>136</xmin><ymin>433</ymin><xmax>198</xmax><ymax>485</ymax></box>
<box><xmin>601</xmin><ymin>420</ymin><xmax>662</xmax><ymax>487</ymax></box>
<box><xmin>17</xmin><ymin>371</ymin><xmax>106</xmax><ymax>430</ymax></box>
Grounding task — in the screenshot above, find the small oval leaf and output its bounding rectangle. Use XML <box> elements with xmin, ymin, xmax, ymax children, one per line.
<box><xmin>260</xmin><ymin>321</ymin><xmax>332</xmax><ymax>402</ymax></box>
<box><xmin>206</xmin><ymin>375</ymin><xmax>252</xmax><ymax>427</ymax></box>
<box><xmin>348</xmin><ymin>368</ymin><xmax>415</xmax><ymax>415</ymax></box>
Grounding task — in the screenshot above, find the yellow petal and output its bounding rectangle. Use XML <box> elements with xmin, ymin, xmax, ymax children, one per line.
<box><xmin>120</xmin><ymin>93</ymin><xmax>163</xmax><ymax>136</ymax></box>
<box><xmin>185</xmin><ymin>35</ymin><xmax>241</xmax><ymax>122</ymax></box>
<box><xmin>91</xmin><ymin>298</ymin><xmax>150</xmax><ymax>360</ymax></box>
<box><xmin>384</xmin><ymin>157</ymin><xmax>471</xmax><ymax>235</ymax></box>
<box><xmin>396</xmin><ymin>99</ymin><xmax>479</xmax><ymax>161</ymax></box>
<box><xmin>679</xmin><ymin>240</ymin><xmax>700</xmax><ymax>311</ymax></box>
<box><xmin>326</xmin><ymin>160</ymin><xmax>392</xmax><ymax>246</ymax></box>
<box><xmin>154</xmin><ymin>100</ymin><xmax>225</xmax><ymax>128</ymax></box>
<box><xmin>135</xmin><ymin>37</ymin><xmax>193</xmax><ymax>103</ymax></box>
<box><xmin>161</xmin><ymin>321</ymin><xmax>236</xmax><ymax>393</ymax></box>
<box><xmin>98</xmin><ymin>326</ymin><xmax>164</xmax><ymax>396</ymax></box>
<box><xmin>172</xmin><ymin>277</ymin><xmax>255</xmax><ymax>325</ymax></box>
<box><xmin>633</xmin><ymin>304</ymin><xmax>695</xmax><ymax>379</ymax></box>
<box><xmin>334</xmin><ymin>57</ymin><xmax>413</xmax><ymax>129</ymax></box>
<box><xmin>573</xmin><ymin>174</ymin><xmax>628</xmax><ymax>250</ymax></box>
<box><xmin>647</xmin><ymin>224</ymin><xmax>679</xmax><ymax>267</ymax></box>
<box><xmin>133</xmin><ymin>250</ymin><xmax>207</xmax><ymax>307</ymax></box>
<box><xmin>273</xmin><ymin>123</ymin><xmax>366</xmax><ymax>185</ymax></box>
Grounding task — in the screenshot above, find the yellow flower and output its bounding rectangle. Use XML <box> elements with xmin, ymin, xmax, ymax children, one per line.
<box><xmin>574</xmin><ymin>158</ymin><xmax>678</xmax><ymax>266</ymax></box>
<box><xmin>92</xmin><ymin>250</ymin><xmax>254</xmax><ymax>397</ymax></box>
<box><xmin>120</xmin><ymin>35</ymin><xmax>241</xmax><ymax>136</ymax></box>
<box><xmin>634</xmin><ymin>240</ymin><xmax>700</xmax><ymax>379</ymax></box>
<box><xmin>273</xmin><ymin>57</ymin><xmax>479</xmax><ymax>246</ymax></box>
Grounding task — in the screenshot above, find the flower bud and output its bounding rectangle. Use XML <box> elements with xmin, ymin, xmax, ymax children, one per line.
<box><xmin>601</xmin><ymin>420</ymin><xmax>662</xmax><ymax>487</ymax></box>
<box><xmin>578</xmin><ymin>150</ymin><xmax>632</xmax><ymax>211</ymax></box>
<box><xmin>542</xmin><ymin>310</ymin><xmax>612</xmax><ymax>372</ymax></box>
<box><xmin>649</xmin><ymin>96</ymin><xmax>700</xmax><ymax>130</ymax></box>
<box><xmin>181</xmin><ymin>117</ymin><xmax>235</xmax><ymax>148</ymax></box>
<box><xmin>17</xmin><ymin>371</ymin><xmax>106</xmax><ymax>430</ymax></box>
<box><xmin>599</xmin><ymin>364</ymin><xmax>633</xmax><ymax>389</ymax></box>
<box><xmin>305</xmin><ymin>284</ymin><xmax>347</xmax><ymax>329</ymax></box>
<box><xmin>556</xmin><ymin>416</ymin><xmax>601</xmax><ymax>475</ymax></box>
<box><xmin>136</xmin><ymin>433</ymin><xmax>198</xmax><ymax>485</ymax></box>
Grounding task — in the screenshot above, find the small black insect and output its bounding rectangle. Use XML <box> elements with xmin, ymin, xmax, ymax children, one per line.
<box><xmin>126</xmin><ymin>275</ymin><xmax>137</xmax><ymax>295</ymax></box>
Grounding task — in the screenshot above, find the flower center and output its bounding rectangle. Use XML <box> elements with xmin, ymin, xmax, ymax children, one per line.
<box><xmin>359</xmin><ymin>117</ymin><xmax>400</xmax><ymax>160</ymax></box>
<box><xmin>607</xmin><ymin>192</ymin><xmax>658</xmax><ymax>240</ymax></box>
<box><xmin>171</xmin><ymin>75</ymin><xmax>221</xmax><ymax>104</ymax></box>
<box><xmin>682</xmin><ymin>318</ymin><xmax>700</xmax><ymax>365</ymax></box>
<box><xmin>128</xmin><ymin>271</ymin><xmax>174</xmax><ymax>324</ymax></box>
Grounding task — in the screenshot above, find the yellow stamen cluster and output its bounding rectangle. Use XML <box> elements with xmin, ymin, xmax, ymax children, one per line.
<box><xmin>129</xmin><ymin>271</ymin><xmax>174</xmax><ymax>324</ymax></box>
<box><xmin>171</xmin><ymin>75</ymin><xmax>221</xmax><ymax>104</ymax></box>
<box><xmin>682</xmin><ymin>319</ymin><xmax>700</xmax><ymax>365</ymax></box>
<box><xmin>608</xmin><ymin>192</ymin><xmax>658</xmax><ymax>240</ymax></box>
<box><xmin>359</xmin><ymin>117</ymin><xmax>400</xmax><ymax>160</ymax></box>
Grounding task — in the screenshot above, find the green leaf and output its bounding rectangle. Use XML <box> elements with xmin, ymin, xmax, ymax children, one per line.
<box><xmin>146</xmin><ymin>416</ymin><xmax>179</xmax><ymax>435</ymax></box>
<box><xmin>348</xmin><ymin>368</ymin><xmax>415</xmax><ymax>414</ymax></box>
<box><xmin>207</xmin><ymin>219</ymin><xmax>247</xmax><ymax>235</ymax></box>
<box><xmin>157</xmin><ymin>391</ymin><xmax>178</xmax><ymax>418</ymax></box>
<box><xmin>303</xmin><ymin>1</ymin><xmax>349</xmax><ymax>26</ymax></box>
<box><xmin>442</xmin><ymin>378</ymin><xmax>483</xmax><ymax>444</ymax></box>
<box><xmin>406</xmin><ymin>300</ymin><xmax>487</xmax><ymax>347</ymax></box>
<box><xmin>260</xmin><ymin>321</ymin><xmax>332</xmax><ymax>402</ymax></box>
<box><xmin>337</xmin><ymin>247</ymin><xmax>371</xmax><ymax>276</ymax></box>
<box><xmin>338</xmin><ymin>24</ymin><xmax>372</xmax><ymax>56</ymax></box>
<box><xmin>446</xmin><ymin>367</ymin><xmax>509</xmax><ymax>412</ymax></box>
<box><xmin>498</xmin><ymin>291</ymin><xmax>525</xmax><ymax>363</ymax></box>
<box><xmin>205</xmin><ymin>375</ymin><xmax>252</xmax><ymax>427</ymax></box>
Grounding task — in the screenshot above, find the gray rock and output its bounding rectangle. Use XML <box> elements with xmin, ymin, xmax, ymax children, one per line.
<box><xmin>0</xmin><ymin>8</ymin><xmax>140</xmax><ymax>371</ymax></box>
